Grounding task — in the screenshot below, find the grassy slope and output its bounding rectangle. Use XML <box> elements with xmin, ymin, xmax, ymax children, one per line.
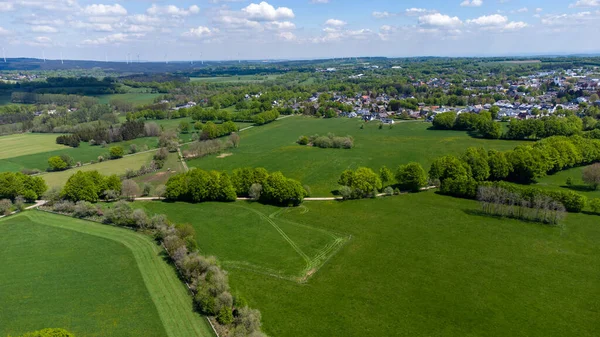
<box><xmin>136</xmin><ymin>201</ymin><xmax>348</xmax><ymax>280</ymax></box>
<box><xmin>187</xmin><ymin>117</ymin><xmax>529</xmax><ymax>196</ymax></box>
<box><xmin>132</xmin><ymin>152</ymin><xmax>184</xmax><ymax>189</ymax></box>
<box><xmin>0</xmin><ymin>137</ymin><xmax>158</xmax><ymax>173</ymax></box>
<box><xmin>535</xmin><ymin>165</ymin><xmax>600</xmax><ymax>200</ymax></box>
<box><xmin>0</xmin><ymin>211</ymin><xmax>214</xmax><ymax>337</ymax></box>
<box><xmin>94</xmin><ymin>93</ymin><xmax>160</xmax><ymax>106</ymax></box>
<box><xmin>42</xmin><ymin>151</ymin><xmax>156</xmax><ymax>188</ymax></box>
<box><xmin>225</xmin><ymin>192</ymin><xmax>600</xmax><ymax>337</ymax></box>
<box><xmin>0</xmin><ymin>133</ymin><xmax>68</xmax><ymax>160</ymax></box>
<box><xmin>0</xmin><ymin>212</ymin><xmax>166</xmax><ymax>337</ymax></box>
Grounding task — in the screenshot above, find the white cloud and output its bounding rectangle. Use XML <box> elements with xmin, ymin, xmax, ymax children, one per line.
<box><xmin>419</xmin><ymin>13</ymin><xmax>463</xmax><ymax>27</ymax></box>
<box><xmin>128</xmin><ymin>14</ymin><xmax>161</xmax><ymax>25</ymax></box>
<box><xmin>325</xmin><ymin>19</ymin><xmax>346</xmax><ymax>27</ymax></box>
<box><xmin>467</xmin><ymin>14</ymin><xmax>508</xmax><ymax>26</ymax></box>
<box><xmin>83</xmin><ymin>4</ymin><xmax>127</xmax><ymax>16</ymax></box>
<box><xmin>242</xmin><ymin>2</ymin><xmax>294</xmax><ymax>21</ymax></box>
<box><xmin>406</xmin><ymin>8</ymin><xmax>428</xmax><ymax>15</ymax></box>
<box><xmin>124</xmin><ymin>25</ymin><xmax>154</xmax><ymax>33</ymax></box>
<box><xmin>460</xmin><ymin>0</ymin><xmax>483</xmax><ymax>7</ymax></box>
<box><xmin>569</xmin><ymin>0</ymin><xmax>600</xmax><ymax>8</ymax></box>
<box><xmin>82</xmin><ymin>33</ymin><xmax>130</xmax><ymax>45</ymax></box>
<box><xmin>372</xmin><ymin>11</ymin><xmax>392</xmax><ymax>18</ymax></box>
<box><xmin>503</xmin><ymin>21</ymin><xmax>528</xmax><ymax>30</ymax></box>
<box><xmin>310</xmin><ymin>0</ymin><xmax>329</xmax><ymax>3</ymax></box>
<box><xmin>0</xmin><ymin>2</ymin><xmax>15</xmax><ymax>11</ymax></box>
<box><xmin>541</xmin><ymin>11</ymin><xmax>593</xmax><ymax>25</ymax></box>
<box><xmin>516</xmin><ymin>7</ymin><xmax>528</xmax><ymax>13</ymax></box>
<box><xmin>278</xmin><ymin>31</ymin><xmax>296</xmax><ymax>41</ymax></box>
<box><xmin>31</xmin><ymin>25</ymin><xmax>58</xmax><ymax>33</ymax></box>
<box><xmin>147</xmin><ymin>4</ymin><xmax>200</xmax><ymax>17</ymax></box>
<box><xmin>182</xmin><ymin>26</ymin><xmax>215</xmax><ymax>39</ymax></box>
<box><xmin>0</xmin><ymin>26</ymin><xmax>9</xmax><ymax>35</ymax></box>
<box><xmin>265</xmin><ymin>21</ymin><xmax>296</xmax><ymax>30</ymax></box>
<box><xmin>535</xmin><ymin>8</ymin><xmax>543</xmax><ymax>12</ymax></box>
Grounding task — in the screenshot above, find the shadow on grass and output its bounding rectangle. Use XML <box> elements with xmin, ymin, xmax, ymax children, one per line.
<box><xmin>560</xmin><ymin>185</ymin><xmax>597</xmax><ymax>193</ymax></box>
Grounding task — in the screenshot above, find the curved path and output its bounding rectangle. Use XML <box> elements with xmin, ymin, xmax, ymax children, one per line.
<box><xmin>21</xmin><ymin>211</ymin><xmax>215</xmax><ymax>337</ymax></box>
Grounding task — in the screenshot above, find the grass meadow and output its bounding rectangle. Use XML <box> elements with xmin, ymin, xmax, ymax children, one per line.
<box><xmin>42</xmin><ymin>151</ymin><xmax>156</xmax><ymax>188</ymax></box>
<box><xmin>534</xmin><ymin>165</ymin><xmax>600</xmax><ymax>200</ymax></box>
<box><xmin>135</xmin><ymin>201</ymin><xmax>350</xmax><ymax>281</ymax></box>
<box><xmin>136</xmin><ymin>192</ymin><xmax>600</xmax><ymax>337</ymax></box>
<box><xmin>187</xmin><ymin>117</ymin><xmax>529</xmax><ymax>196</ymax></box>
<box><xmin>0</xmin><ymin>133</ymin><xmax>68</xmax><ymax>160</ymax></box>
<box><xmin>190</xmin><ymin>75</ymin><xmax>281</xmax><ymax>83</ymax></box>
<box><xmin>0</xmin><ymin>136</ymin><xmax>159</xmax><ymax>173</ymax></box>
<box><xmin>94</xmin><ymin>93</ymin><xmax>161</xmax><ymax>106</ymax></box>
<box><xmin>0</xmin><ymin>211</ymin><xmax>214</xmax><ymax>337</ymax></box>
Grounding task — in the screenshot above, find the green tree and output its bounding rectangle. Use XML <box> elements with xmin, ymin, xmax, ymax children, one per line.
<box><xmin>217</xmin><ymin>306</ymin><xmax>234</xmax><ymax>325</ymax></box>
<box><xmin>590</xmin><ymin>198</ymin><xmax>600</xmax><ymax>214</ymax></box>
<box><xmin>179</xmin><ymin>121</ymin><xmax>191</xmax><ymax>133</ymax></box>
<box><xmin>487</xmin><ymin>150</ymin><xmax>511</xmax><ymax>181</ymax></box>
<box><xmin>109</xmin><ymin>146</ymin><xmax>125</xmax><ymax>159</ymax></box>
<box><xmin>429</xmin><ymin>155</ymin><xmax>471</xmax><ymax>183</ymax></box>
<box><xmin>396</xmin><ymin>162</ymin><xmax>428</xmax><ymax>192</ymax></box>
<box><xmin>462</xmin><ymin>147</ymin><xmax>490</xmax><ymax>181</ymax></box>
<box><xmin>432</xmin><ymin>111</ymin><xmax>456</xmax><ymax>130</ymax></box>
<box><xmin>379</xmin><ymin>166</ymin><xmax>394</xmax><ymax>187</ymax></box>
<box><xmin>583</xmin><ymin>163</ymin><xmax>600</xmax><ymax>190</ymax></box>
<box><xmin>62</xmin><ymin>171</ymin><xmax>99</xmax><ymax>202</ymax></box>
<box><xmin>48</xmin><ymin>156</ymin><xmax>68</xmax><ymax>171</ymax></box>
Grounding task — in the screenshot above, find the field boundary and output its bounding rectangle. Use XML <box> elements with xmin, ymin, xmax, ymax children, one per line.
<box><xmin>13</xmin><ymin>210</ymin><xmax>215</xmax><ymax>337</ymax></box>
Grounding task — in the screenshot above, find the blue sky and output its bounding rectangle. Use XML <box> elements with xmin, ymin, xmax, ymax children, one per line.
<box><xmin>0</xmin><ymin>0</ymin><xmax>599</xmax><ymax>61</ymax></box>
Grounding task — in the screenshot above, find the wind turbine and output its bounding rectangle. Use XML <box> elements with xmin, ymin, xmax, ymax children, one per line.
<box><xmin>42</xmin><ymin>50</ymin><xmax>46</xmax><ymax>63</ymax></box>
<box><xmin>189</xmin><ymin>52</ymin><xmax>193</xmax><ymax>65</ymax></box>
<box><xmin>164</xmin><ymin>53</ymin><xmax>168</xmax><ymax>64</ymax></box>
<box><xmin>200</xmin><ymin>52</ymin><xmax>203</xmax><ymax>65</ymax></box>
<box><xmin>137</xmin><ymin>53</ymin><xmax>140</xmax><ymax>63</ymax></box>
<box><xmin>60</xmin><ymin>51</ymin><xmax>64</xmax><ymax>65</ymax></box>
<box><xmin>2</xmin><ymin>47</ymin><xmax>6</xmax><ymax>63</ymax></box>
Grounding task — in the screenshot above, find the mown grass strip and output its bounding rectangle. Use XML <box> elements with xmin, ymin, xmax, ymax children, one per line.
<box><xmin>24</xmin><ymin>211</ymin><xmax>215</xmax><ymax>337</ymax></box>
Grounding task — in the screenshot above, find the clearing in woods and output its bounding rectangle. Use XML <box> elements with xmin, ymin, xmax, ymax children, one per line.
<box><xmin>0</xmin><ymin>211</ymin><xmax>214</xmax><ymax>337</ymax></box>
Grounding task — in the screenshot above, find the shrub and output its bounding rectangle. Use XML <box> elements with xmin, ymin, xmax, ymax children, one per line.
<box><xmin>249</xmin><ymin>183</ymin><xmax>262</xmax><ymax>200</ymax></box>
<box><xmin>590</xmin><ymin>198</ymin><xmax>600</xmax><ymax>214</ymax></box>
<box><xmin>121</xmin><ymin>179</ymin><xmax>140</xmax><ymax>200</ymax></box>
<box><xmin>109</xmin><ymin>146</ymin><xmax>125</xmax><ymax>159</ymax></box>
<box><xmin>104</xmin><ymin>200</ymin><xmax>135</xmax><ymax>226</ymax></box>
<box><xmin>142</xmin><ymin>183</ymin><xmax>152</xmax><ymax>197</ymax></box>
<box><xmin>303</xmin><ymin>185</ymin><xmax>312</xmax><ymax>197</ymax></box>
<box><xmin>73</xmin><ymin>201</ymin><xmax>97</xmax><ymax>218</ymax></box>
<box><xmin>384</xmin><ymin>186</ymin><xmax>394</xmax><ymax>196</ymax></box>
<box><xmin>14</xmin><ymin>196</ymin><xmax>25</xmax><ymax>211</ymax></box>
<box><xmin>339</xmin><ymin>185</ymin><xmax>353</xmax><ymax>200</ymax></box>
<box><xmin>583</xmin><ymin>163</ymin><xmax>600</xmax><ymax>190</ymax></box>
<box><xmin>48</xmin><ymin>156</ymin><xmax>68</xmax><ymax>171</ymax></box>
<box><xmin>296</xmin><ymin>135</ymin><xmax>309</xmax><ymax>145</ymax></box>
<box><xmin>0</xmin><ymin>199</ymin><xmax>12</xmax><ymax>216</ymax></box>
<box><xmin>52</xmin><ymin>200</ymin><xmax>76</xmax><ymax>213</ymax></box>
<box><xmin>566</xmin><ymin>177</ymin><xmax>573</xmax><ymax>186</ymax></box>
<box><xmin>129</xmin><ymin>144</ymin><xmax>138</xmax><ymax>154</ymax></box>
<box><xmin>217</xmin><ymin>306</ymin><xmax>234</xmax><ymax>325</ymax></box>
<box><xmin>155</xmin><ymin>185</ymin><xmax>167</xmax><ymax>198</ymax></box>
<box><xmin>337</xmin><ymin>167</ymin><xmax>382</xmax><ymax>199</ymax></box>
<box><xmin>18</xmin><ymin>328</ymin><xmax>75</xmax><ymax>337</ymax></box>
<box><xmin>396</xmin><ymin>162</ymin><xmax>428</xmax><ymax>192</ymax></box>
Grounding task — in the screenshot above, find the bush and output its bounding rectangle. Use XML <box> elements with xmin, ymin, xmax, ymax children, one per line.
<box><xmin>0</xmin><ymin>199</ymin><xmax>12</xmax><ymax>216</ymax></box>
<box><xmin>48</xmin><ymin>156</ymin><xmax>68</xmax><ymax>171</ymax></box>
<box><xmin>339</xmin><ymin>186</ymin><xmax>353</xmax><ymax>200</ymax></box>
<box><xmin>299</xmin><ymin>134</ymin><xmax>353</xmax><ymax>149</ymax></box>
<box><xmin>590</xmin><ymin>198</ymin><xmax>600</xmax><ymax>214</ymax></box>
<box><xmin>217</xmin><ymin>306</ymin><xmax>234</xmax><ymax>325</ymax></box>
<box><xmin>104</xmin><ymin>200</ymin><xmax>135</xmax><ymax>226</ymax></box>
<box><xmin>384</xmin><ymin>186</ymin><xmax>394</xmax><ymax>196</ymax></box>
<box><xmin>297</xmin><ymin>135</ymin><xmax>309</xmax><ymax>145</ymax></box>
<box><xmin>121</xmin><ymin>179</ymin><xmax>140</xmax><ymax>200</ymax></box>
<box><xmin>396</xmin><ymin>162</ymin><xmax>428</xmax><ymax>192</ymax></box>
<box><xmin>337</xmin><ymin>167</ymin><xmax>382</xmax><ymax>199</ymax></box>
<box><xmin>129</xmin><ymin>144</ymin><xmax>138</xmax><ymax>154</ymax></box>
<box><xmin>142</xmin><ymin>183</ymin><xmax>152</xmax><ymax>197</ymax></box>
<box><xmin>14</xmin><ymin>196</ymin><xmax>25</xmax><ymax>211</ymax></box>
<box><xmin>73</xmin><ymin>201</ymin><xmax>98</xmax><ymax>218</ymax></box>
<box><xmin>109</xmin><ymin>146</ymin><xmax>125</xmax><ymax>159</ymax></box>
<box><xmin>249</xmin><ymin>183</ymin><xmax>262</xmax><ymax>200</ymax></box>
<box><xmin>52</xmin><ymin>200</ymin><xmax>76</xmax><ymax>213</ymax></box>
<box><xmin>18</xmin><ymin>328</ymin><xmax>75</xmax><ymax>337</ymax></box>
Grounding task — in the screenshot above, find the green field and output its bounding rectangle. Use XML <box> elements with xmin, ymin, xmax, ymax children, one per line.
<box><xmin>42</xmin><ymin>151</ymin><xmax>156</xmax><ymax>188</ymax></box>
<box><xmin>190</xmin><ymin>75</ymin><xmax>281</xmax><ymax>83</ymax></box>
<box><xmin>0</xmin><ymin>137</ymin><xmax>159</xmax><ymax>173</ymax></box>
<box><xmin>0</xmin><ymin>211</ymin><xmax>214</xmax><ymax>337</ymax></box>
<box><xmin>94</xmin><ymin>93</ymin><xmax>161</xmax><ymax>105</ymax></box>
<box><xmin>0</xmin><ymin>133</ymin><xmax>68</xmax><ymax>160</ymax></box>
<box><xmin>136</xmin><ymin>201</ymin><xmax>349</xmax><ymax>280</ymax></box>
<box><xmin>136</xmin><ymin>192</ymin><xmax>600</xmax><ymax>337</ymax></box>
<box><xmin>187</xmin><ymin>117</ymin><xmax>529</xmax><ymax>196</ymax></box>
<box><xmin>535</xmin><ymin>165</ymin><xmax>600</xmax><ymax>200</ymax></box>
<box><xmin>132</xmin><ymin>152</ymin><xmax>185</xmax><ymax>189</ymax></box>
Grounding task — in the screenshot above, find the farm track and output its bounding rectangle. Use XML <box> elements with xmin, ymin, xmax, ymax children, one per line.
<box><xmin>19</xmin><ymin>211</ymin><xmax>215</xmax><ymax>337</ymax></box>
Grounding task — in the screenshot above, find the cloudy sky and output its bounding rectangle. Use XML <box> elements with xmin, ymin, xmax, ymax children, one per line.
<box><xmin>0</xmin><ymin>0</ymin><xmax>599</xmax><ymax>61</ymax></box>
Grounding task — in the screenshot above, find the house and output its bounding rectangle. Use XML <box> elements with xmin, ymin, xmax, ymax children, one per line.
<box><xmin>381</xmin><ymin>118</ymin><xmax>395</xmax><ymax>124</ymax></box>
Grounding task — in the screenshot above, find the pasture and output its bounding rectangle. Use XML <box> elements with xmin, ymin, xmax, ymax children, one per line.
<box><xmin>535</xmin><ymin>165</ymin><xmax>600</xmax><ymax>200</ymax></box>
<box><xmin>133</xmin><ymin>152</ymin><xmax>184</xmax><ymax>188</ymax></box>
<box><xmin>187</xmin><ymin>117</ymin><xmax>529</xmax><ymax>196</ymax></box>
<box><xmin>0</xmin><ymin>137</ymin><xmax>158</xmax><ymax>173</ymax></box>
<box><xmin>94</xmin><ymin>93</ymin><xmax>161</xmax><ymax>106</ymax></box>
<box><xmin>0</xmin><ymin>211</ymin><xmax>215</xmax><ymax>337</ymax></box>
<box><xmin>190</xmin><ymin>75</ymin><xmax>281</xmax><ymax>83</ymax></box>
<box><xmin>139</xmin><ymin>193</ymin><xmax>600</xmax><ymax>337</ymax></box>
<box><xmin>0</xmin><ymin>133</ymin><xmax>68</xmax><ymax>160</ymax></box>
<box><xmin>135</xmin><ymin>201</ymin><xmax>349</xmax><ymax>281</ymax></box>
<box><xmin>42</xmin><ymin>151</ymin><xmax>156</xmax><ymax>188</ymax></box>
